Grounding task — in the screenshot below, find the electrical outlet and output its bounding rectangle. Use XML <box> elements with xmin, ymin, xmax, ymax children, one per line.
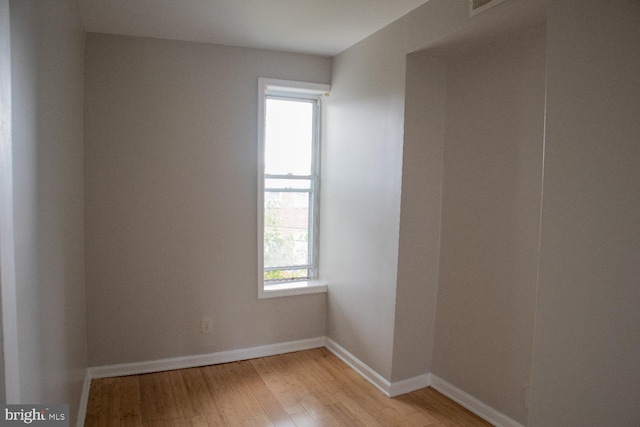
<box><xmin>201</xmin><ymin>317</ymin><xmax>212</xmax><ymax>334</ymax></box>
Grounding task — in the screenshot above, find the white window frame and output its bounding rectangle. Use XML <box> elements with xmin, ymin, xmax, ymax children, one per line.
<box><xmin>257</xmin><ymin>78</ymin><xmax>329</xmax><ymax>299</ymax></box>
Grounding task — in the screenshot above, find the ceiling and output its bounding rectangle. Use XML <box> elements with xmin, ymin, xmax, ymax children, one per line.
<box><xmin>78</xmin><ymin>0</ymin><xmax>430</xmax><ymax>57</ymax></box>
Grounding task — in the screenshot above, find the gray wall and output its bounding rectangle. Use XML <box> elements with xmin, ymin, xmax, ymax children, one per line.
<box><xmin>0</xmin><ymin>0</ymin><xmax>12</xmax><ymax>404</ymax></box>
<box><xmin>321</xmin><ymin>0</ymin><xmax>475</xmax><ymax>384</ymax></box>
<box><xmin>8</xmin><ymin>0</ymin><xmax>87</xmax><ymax>420</ymax></box>
<box><xmin>83</xmin><ymin>34</ymin><xmax>331</xmax><ymax>366</ymax></box>
<box><xmin>321</xmin><ymin>21</ymin><xmax>407</xmax><ymax>380</ymax></box>
<box><xmin>322</xmin><ymin>0</ymin><xmax>545</xmax><ymax>397</ymax></box>
<box><xmin>432</xmin><ymin>23</ymin><xmax>546</xmax><ymax>424</ymax></box>
<box><xmin>391</xmin><ymin>53</ymin><xmax>445</xmax><ymax>382</ymax></box>
<box><xmin>530</xmin><ymin>1</ymin><xmax>640</xmax><ymax>425</ymax></box>
<box><xmin>4</xmin><ymin>1</ymin><xmax>638</xmax><ymax>425</ymax></box>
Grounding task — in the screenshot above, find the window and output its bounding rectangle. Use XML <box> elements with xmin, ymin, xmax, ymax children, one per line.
<box><xmin>257</xmin><ymin>78</ymin><xmax>329</xmax><ymax>298</ymax></box>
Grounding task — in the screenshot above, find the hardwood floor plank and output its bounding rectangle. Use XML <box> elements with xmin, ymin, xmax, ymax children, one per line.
<box><xmin>85</xmin><ymin>348</ymin><xmax>492</xmax><ymax>427</ymax></box>
<box><xmin>182</xmin><ymin>367</ymin><xmax>227</xmax><ymax>426</ymax></box>
<box><xmin>403</xmin><ymin>388</ymin><xmax>490</xmax><ymax>426</ymax></box>
<box><xmin>247</xmin><ymin>414</ymin><xmax>275</xmax><ymax>427</ymax></box>
<box><xmin>120</xmin><ymin>415</ymin><xmax>143</xmax><ymax>427</ymax></box>
<box><xmin>85</xmin><ymin>378</ymin><xmax>102</xmax><ymax>426</ymax></box>
<box><xmin>329</xmin><ymin>392</ymin><xmax>386</xmax><ymax>427</ymax></box>
<box><xmin>185</xmin><ymin>415</ymin><xmax>210</xmax><ymax>427</ymax></box>
<box><xmin>99</xmin><ymin>378</ymin><xmax>120</xmax><ymax>427</ymax></box>
<box><xmin>227</xmin><ymin>361</ymin><xmax>273</xmax><ymax>421</ymax></box>
<box><xmin>252</xmin><ymin>355</ymin><xmax>308</xmax><ymax>414</ymax></box>
<box><xmin>323</xmin><ymin>402</ymin><xmax>365</xmax><ymax>427</ymax></box>
<box><xmin>119</xmin><ymin>375</ymin><xmax>142</xmax><ymax>426</ymax></box>
<box><xmin>288</xmin><ymin>410</ymin><xmax>319</xmax><ymax>427</ymax></box>
<box><xmin>169</xmin><ymin>370</ymin><xmax>202</xmax><ymax>419</ymax></box>
<box><xmin>155</xmin><ymin>371</ymin><xmax>183</xmax><ymax>421</ymax></box>
<box><xmin>242</xmin><ymin>371</ymin><xmax>295</xmax><ymax>427</ymax></box>
<box><xmin>139</xmin><ymin>374</ymin><xmax>163</xmax><ymax>422</ymax></box>
<box><xmin>161</xmin><ymin>419</ymin><xmax>185</xmax><ymax>427</ymax></box>
<box><xmin>202</xmin><ymin>364</ymin><xmax>248</xmax><ymax>425</ymax></box>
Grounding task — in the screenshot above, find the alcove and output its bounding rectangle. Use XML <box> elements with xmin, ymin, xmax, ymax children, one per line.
<box><xmin>396</xmin><ymin>9</ymin><xmax>547</xmax><ymax>423</ymax></box>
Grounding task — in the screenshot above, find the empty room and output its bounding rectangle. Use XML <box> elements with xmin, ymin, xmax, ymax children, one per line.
<box><xmin>1</xmin><ymin>0</ymin><xmax>639</xmax><ymax>426</ymax></box>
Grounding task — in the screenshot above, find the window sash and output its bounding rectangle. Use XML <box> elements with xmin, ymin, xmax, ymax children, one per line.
<box><xmin>257</xmin><ymin>78</ymin><xmax>329</xmax><ymax>296</ymax></box>
<box><xmin>262</xmin><ymin>95</ymin><xmax>320</xmax><ymax>283</ymax></box>
<box><xmin>264</xmin><ymin>266</ymin><xmax>311</xmax><ymax>283</ymax></box>
<box><xmin>264</xmin><ymin>174</ymin><xmax>316</xmax><ymax>192</ymax></box>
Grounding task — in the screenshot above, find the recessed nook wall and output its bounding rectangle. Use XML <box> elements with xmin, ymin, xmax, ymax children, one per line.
<box><xmin>401</xmin><ymin>21</ymin><xmax>547</xmax><ymax>425</ymax></box>
<box><xmin>392</xmin><ymin>53</ymin><xmax>446</xmax><ymax>382</ymax></box>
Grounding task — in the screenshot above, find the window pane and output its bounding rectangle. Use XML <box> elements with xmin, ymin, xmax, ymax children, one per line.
<box><xmin>264</xmin><ymin>98</ymin><xmax>313</xmax><ymax>175</ymax></box>
<box><xmin>264</xmin><ymin>191</ymin><xmax>310</xmax><ymax>268</ymax></box>
<box><xmin>264</xmin><ymin>269</ymin><xmax>310</xmax><ymax>282</ymax></box>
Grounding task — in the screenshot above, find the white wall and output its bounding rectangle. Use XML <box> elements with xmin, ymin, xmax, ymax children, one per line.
<box><xmin>530</xmin><ymin>1</ymin><xmax>640</xmax><ymax>425</ymax></box>
<box><xmin>5</xmin><ymin>1</ymin><xmax>637</xmax><ymax>425</ymax></box>
<box><xmin>321</xmin><ymin>0</ymin><xmax>474</xmax><ymax>383</ymax></box>
<box><xmin>83</xmin><ymin>34</ymin><xmax>331</xmax><ymax>366</ymax></box>
<box><xmin>322</xmin><ymin>0</ymin><xmax>546</xmax><ymax>391</ymax></box>
<box><xmin>431</xmin><ymin>23</ymin><xmax>546</xmax><ymax>424</ymax></box>
<box><xmin>8</xmin><ymin>0</ymin><xmax>87</xmax><ymax>420</ymax></box>
<box><xmin>391</xmin><ymin>53</ymin><xmax>445</xmax><ymax>381</ymax></box>
<box><xmin>321</xmin><ymin>21</ymin><xmax>407</xmax><ymax>380</ymax></box>
<box><xmin>0</xmin><ymin>0</ymin><xmax>13</xmax><ymax>404</ymax></box>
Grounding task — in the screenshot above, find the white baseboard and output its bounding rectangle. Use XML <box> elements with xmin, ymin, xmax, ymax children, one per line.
<box><xmin>430</xmin><ymin>375</ymin><xmax>525</xmax><ymax>427</ymax></box>
<box><xmin>324</xmin><ymin>337</ymin><xmax>393</xmax><ymax>395</ymax></box>
<box><xmin>81</xmin><ymin>336</ymin><xmax>519</xmax><ymax>427</ymax></box>
<box><xmin>89</xmin><ymin>336</ymin><xmax>326</xmax><ymax>379</ymax></box>
<box><xmin>324</xmin><ymin>337</ymin><xmax>430</xmax><ymax>397</ymax></box>
<box><xmin>324</xmin><ymin>339</ymin><xmax>521</xmax><ymax>427</ymax></box>
<box><xmin>389</xmin><ymin>372</ymin><xmax>432</xmax><ymax>397</ymax></box>
<box><xmin>76</xmin><ymin>368</ymin><xmax>92</xmax><ymax>427</ymax></box>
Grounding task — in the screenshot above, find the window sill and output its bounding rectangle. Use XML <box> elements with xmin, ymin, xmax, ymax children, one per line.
<box><xmin>259</xmin><ymin>280</ymin><xmax>328</xmax><ymax>299</ymax></box>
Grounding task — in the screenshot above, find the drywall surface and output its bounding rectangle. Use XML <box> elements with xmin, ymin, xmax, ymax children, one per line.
<box><xmin>432</xmin><ymin>23</ymin><xmax>546</xmax><ymax>424</ymax></box>
<box><xmin>8</xmin><ymin>0</ymin><xmax>87</xmax><ymax>419</ymax></box>
<box><xmin>321</xmin><ymin>21</ymin><xmax>407</xmax><ymax>380</ymax></box>
<box><xmin>84</xmin><ymin>34</ymin><xmax>331</xmax><ymax>366</ymax></box>
<box><xmin>530</xmin><ymin>1</ymin><xmax>640</xmax><ymax>425</ymax></box>
<box><xmin>391</xmin><ymin>53</ymin><xmax>446</xmax><ymax>381</ymax></box>
<box><xmin>322</xmin><ymin>0</ymin><xmax>477</xmax><ymax>383</ymax></box>
<box><xmin>323</xmin><ymin>0</ymin><xmax>546</xmax><ymax>383</ymax></box>
<box><xmin>0</xmin><ymin>0</ymin><xmax>13</xmax><ymax>404</ymax></box>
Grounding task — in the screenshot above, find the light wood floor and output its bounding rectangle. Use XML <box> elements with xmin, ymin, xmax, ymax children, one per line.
<box><xmin>85</xmin><ymin>347</ymin><xmax>491</xmax><ymax>426</ymax></box>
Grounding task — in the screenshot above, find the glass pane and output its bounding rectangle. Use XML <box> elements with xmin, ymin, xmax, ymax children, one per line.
<box><xmin>264</xmin><ymin>269</ymin><xmax>310</xmax><ymax>282</ymax></box>
<box><xmin>264</xmin><ymin>98</ymin><xmax>313</xmax><ymax>175</ymax></box>
<box><xmin>265</xmin><ymin>178</ymin><xmax>311</xmax><ymax>191</ymax></box>
<box><xmin>264</xmin><ymin>191</ymin><xmax>310</xmax><ymax>268</ymax></box>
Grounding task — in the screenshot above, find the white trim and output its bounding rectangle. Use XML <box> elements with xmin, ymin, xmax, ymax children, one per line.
<box><xmin>389</xmin><ymin>373</ymin><xmax>432</xmax><ymax>397</ymax></box>
<box><xmin>260</xmin><ymin>78</ymin><xmax>330</xmax><ymax>97</ymax></box>
<box><xmin>79</xmin><ymin>336</ymin><xmax>517</xmax><ymax>427</ymax></box>
<box><xmin>89</xmin><ymin>337</ymin><xmax>326</xmax><ymax>379</ymax></box>
<box><xmin>257</xmin><ymin>78</ymin><xmax>330</xmax><ymax>300</ymax></box>
<box><xmin>259</xmin><ymin>280</ymin><xmax>328</xmax><ymax>299</ymax></box>
<box><xmin>324</xmin><ymin>337</ymin><xmax>430</xmax><ymax>398</ymax></box>
<box><xmin>325</xmin><ymin>337</ymin><xmax>431</xmax><ymax>397</ymax></box>
<box><xmin>76</xmin><ymin>369</ymin><xmax>92</xmax><ymax>427</ymax></box>
<box><xmin>0</xmin><ymin>0</ymin><xmax>20</xmax><ymax>402</ymax></box>
<box><xmin>324</xmin><ymin>338</ymin><xmax>392</xmax><ymax>395</ymax></box>
<box><xmin>469</xmin><ymin>0</ymin><xmax>508</xmax><ymax>17</ymax></box>
<box><xmin>257</xmin><ymin>78</ymin><xmax>266</xmax><ymax>297</ymax></box>
<box><xmin>430</xmin><ymin>375</ymin><xmax>525</xmax><ymax>427</ymax></box>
